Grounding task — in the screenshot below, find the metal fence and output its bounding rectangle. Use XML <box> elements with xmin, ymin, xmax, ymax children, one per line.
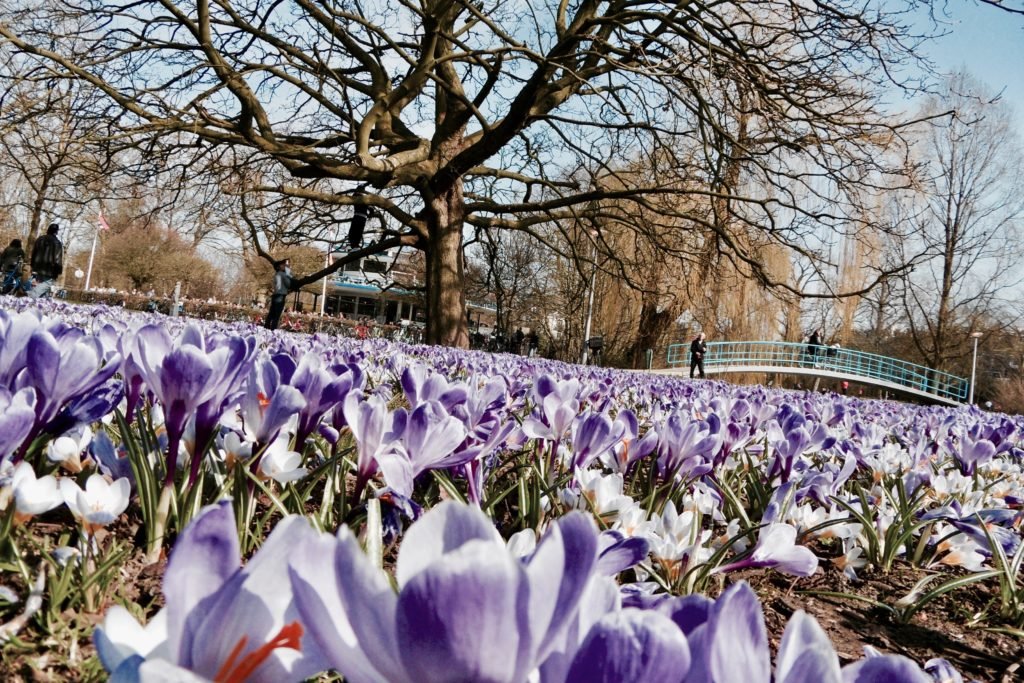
<box><xmin>666</xmin><ymin>340</ymin><xmax>969</xmax><ymax>403</ymax></box>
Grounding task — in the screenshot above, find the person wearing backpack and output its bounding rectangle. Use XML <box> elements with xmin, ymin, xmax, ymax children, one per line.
<box><xmin>690</xmin><ymin>332</ymin><xmax>708</xmax><ymax>379</ymax></box>
<box><xmin>29</xmin><ymin>223</ymin><xmax>63</xmax><ymax>299</ymax></box>
<box><xmin>264</xmin><ymin>258</ymin><xmax>292</xmax><ymax>330</ymax></box>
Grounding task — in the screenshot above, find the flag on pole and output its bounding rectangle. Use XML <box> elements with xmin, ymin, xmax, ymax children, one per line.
<box><xmin>98</xmin><ymin>212</ymin><xmax>111</xmax><ymax>231</ymax></box>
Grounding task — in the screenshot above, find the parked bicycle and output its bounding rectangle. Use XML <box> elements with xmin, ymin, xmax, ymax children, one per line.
<box><xmin>1</xmin><ymin>260</ymin><xmax>31</xmax><ymax>296</ymax></box>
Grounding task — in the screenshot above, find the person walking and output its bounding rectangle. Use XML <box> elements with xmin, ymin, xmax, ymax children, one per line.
<box><xmin>1</xmin><ymin>238</ymin><xmax>24</xmax><ymax>273</ymax></box>
<box><xmin>512</xmin><ymin>327</ymin><xmax>525</xmax><ymax>355</ymax></box>
<box><xmin>264</xmin><ymin>258</ymin><xmax>292</xmax><ymax>330</ymax></box>
<box><xmin>805</xmin><ymin>328</ymin><xmax>823</xmax><ymax>367</ymax></box>
<box><xmin>1</xmin><ymin>238</ymin><xmax>26</xmax><ymax>295</ymax></box>
<box><xmin>690</xmin><ymin>332</ymin><xmax>707</xmax><ymax>379</ymax></box>
<box><xmin>29</xmin><ymin>223</ymin><xmax>63</xmax><ymax>299</ymax></box>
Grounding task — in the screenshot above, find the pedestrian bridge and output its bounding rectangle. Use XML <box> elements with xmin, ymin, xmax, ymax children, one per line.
<box><xmin>660</xmin><ymin>341</ymin><xmax>969</xmax><ymax>406</ymax></box>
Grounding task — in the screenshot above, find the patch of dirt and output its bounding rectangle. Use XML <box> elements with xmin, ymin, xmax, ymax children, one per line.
<box><xmin>734</xmin><ymin>564</ymin><xmax>1024</xmax><ymax>681</ymax></box>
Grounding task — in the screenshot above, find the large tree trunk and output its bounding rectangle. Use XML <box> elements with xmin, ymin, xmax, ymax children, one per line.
<box><xmin>627</xmin><ymin>301</ymin><xmax>678</xmax><ymax>368</ymax></box>
<box><xmin>423</xmin><ymin>183</ymin><xmax>469</xmax><ymax>347</ymax></box>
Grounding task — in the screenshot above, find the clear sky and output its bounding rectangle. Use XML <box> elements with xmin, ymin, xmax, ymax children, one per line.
<box><xmin>921</xmin><ymin>2</ymin><xmax>1024</xmax><ymax>134</ymax></box>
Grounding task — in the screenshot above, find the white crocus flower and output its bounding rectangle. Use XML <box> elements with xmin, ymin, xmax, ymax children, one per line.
<box><xmin>60</xmin><ymin>475</ymin><xmax>131</xmax><ymax>533</ymax></box>
<box><xmin>506</xmin><ymin>529</ymin><xmax>537</xmax><ymax>559</ymax></box>
<box><xmin>216</xmin><ymin>430</ymin><xmax>253</xmax><ymax>470</ymax></box>
<box><xmin>8</xmin><ymin>462</ymin><xmax>64</xmax><ymax>522</ymax></box>
<box><xmin>46</xmin><ymin>427</ymin><xmax>93</xmax><ymax>473</ymax></box>
<box><xmin>258</xmin><ymin>437</ymin><xmax>307</xmax><ymax>483</ymax></box>
<box><xmin>575</xmin><ymin>469</ymin><xmax>634</xmax><ymax>517</ymax></box>
<box><xmin>832</xmin><ymin>540</ymin><xmax>867</xmax><ymax>580</ymax></box>
<box><xmin>614</xmin><ymin>503</ymin><xmax>656</xmax><ymax>540</ymax></box>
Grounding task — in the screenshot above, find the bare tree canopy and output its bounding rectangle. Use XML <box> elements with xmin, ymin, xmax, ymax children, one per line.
<box><xmin>897</xmin><ymin>72</ymin><xmax>1024</xmax><ymax>371</ymax></box>
<box><xmin>1</xmin><ymin>0</ymin><xmax>956</xmax><ymax>345</ymax></box>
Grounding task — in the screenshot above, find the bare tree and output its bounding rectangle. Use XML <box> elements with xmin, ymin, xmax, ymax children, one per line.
<box><xmin>898</xmin><ymin>72</ymin><xmax>1024</xmax><ymax>371</ymax></box>
<box><xmin>2</xmin><ymin>0</ymin><xmax>950</xmax><ymax>346</ymax></box>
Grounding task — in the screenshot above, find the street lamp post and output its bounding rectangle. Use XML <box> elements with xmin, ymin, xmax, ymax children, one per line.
<box><xmin>580</xmin><ymin>228</ymin><xmax>599</xmax><ymax>365</ymax></box>
<box><xmin>969</xmin><ymin>331</ymin><xmax>983</xmax><ymax>404</ymax></box>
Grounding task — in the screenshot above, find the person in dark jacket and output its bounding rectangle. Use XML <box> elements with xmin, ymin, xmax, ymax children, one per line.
<box><xmin>1</xmin><ymin>238</ymin><xmax>24</xmax><ymax>273</ymax></box>
<box><xmin>805</xmin><ymin>328</ymin><xmax>823</xmax><ymax>366</ymax></box>
<box><xmin>690</xmin><ymin>332</ymin><xmax>707</xmax><ymax>379</ymax></box>
<box><xmin>264</xmin><ymin>258</ymin><xmax>292</xmax><ymax>330</ymax></box>
<box><xmin>1</xmin><ymin>238</ymin><xmax>27</xmax><ymax>295</ymax></box>
<box><xmin>29</xmin><ymin>223</ymin><xmax>63</xmax><ymax>299</ymax></box>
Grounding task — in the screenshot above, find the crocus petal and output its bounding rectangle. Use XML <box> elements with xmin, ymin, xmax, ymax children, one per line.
<box><xmin>662</xmin><ymin>594</ymin><xmax>713</xmax><ymax>636</ymax></box>
<box><xmin>289</xmin><ymin>529</ymin><xmax>393</xmax><ymax>683</ymax></box>
<box><xmin>163</xmin><ymin>501</ymin><xmax>240</xmax><ymax>665</ymax></box>
<box><xmin>709</xmin><ymin>582</ymin><xmax>770</xmax><ymax>683</ymax></box>
<box><xmin>94</xmin><ymin>606</ymin><xmax>168</xmax><ymax>674</ymax></box>
<box><xmin>565</xmin><ymin>609</ymin><xmax>690</xmax><ymax>683</ymax></box>
<box><xmin>186</xmin><ymin>516</ymin><xmax>329</xmax><ymax>682</ymax></box>
<box><xmin>525</xmin><ymin>512</ymin><xmax>599</xmax><ymax>668</ymax></box>
<box><xmin>777</xmin><ymin>611</ymin><xmax>841</xmax><ymax>683</ymax></box>
<box><xmin>330</xmin><ymin>526</ymin><xmax>407</xmax><ymax>682</ymax></box>
<box><xmin>396</xmin><ymin>540</ymin><xmax>527</xmax><ymax>683</ymax></box>
<box><xmin>395</xmin><ymin>500</ymin><xmax>503</xmax><ymax>587</ymax></box>
<box><xmin>842</xmin><ymin>655</ymin><xmax>932</xmax><ymax>682</ymax></box>
<box><xmin>596</xmin><ymin>534</ymin><xmax>650</xmax><ymax>576</ymax></box>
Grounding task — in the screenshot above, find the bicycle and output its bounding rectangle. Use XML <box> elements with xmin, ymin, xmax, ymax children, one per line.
<box><xmin>1</xmin><ymin>260</ymin><xmax>31</xmax><ymax>296</ymax></box>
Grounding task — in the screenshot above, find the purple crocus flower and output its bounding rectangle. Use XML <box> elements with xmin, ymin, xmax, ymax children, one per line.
<box><xmin>768</xmin><ymin>411</ymin><xmax>834</xmax><ymax>482</ymax></box>
<box><xmin>0</xmin><ymin>387</ymin><xmax>36</xmax><ymax>460</ymax></box>
<box><xmin>93</xmin><ymin>500</ymin><xmax>329</xmax><ymax>682</ymax></box>
<box><xmin>287</xmin><ymin>354</ymin><xmax>358</xmax><ymax>448</ymax></box>
<box><xmin>289</xmin><ymin>501</ymin><xmax>598</xmax><ymax>683</ymax></box>
<box><xmin>570</xmin><ymin>411</ymin><xmax>622</xmax><ymax>470</ymax></box>
<box><xmin>14</xmin><ymin>329</ymin><xmax>121</xmax><ymax>458</ymax></box>
<box><xmin>522</xmin><ymin>376</ymin><xmax>581</xmax><ymax>444</ymax></box>
<box><xmin>564</xmin><ymin>609</ymin><xmax>690</xmax><ymax>683</ymax></box>
<box><xmin>240</xmin><ymin>354</ymin><xmax>307</xmax><ymax>453</ymax></box>
<box><xmin>656</xmin><ymin>413</ymin><xmax>720</xmax><ymax>481</ymax></box>
<box><xmin>378</xmin><ymin>400</ymin><xmax>470</xmax><ymax>496</ymax></box>
<box><xmin>401</xmin><ymin>365</ymin><xmax>469</xmax><ymax>410</ymax></box>
<box><xmin>715</xmin><ymin>523</ymin><xmax>818</xmax><ymax>578</ymax></box>
<box><xmin>949</xmin><ymin>434</ymin><xmax>996</xmax><ymax>477</ymax></box>
<box><xmin>342</xmin><ymin>389</ymin><xmax>409</xmax><ymax>499</ymax></box>
<box><xmin>189</xmin><ymin>333</ymin><xmax>255</xmax><ymax>482</ymax></box>
<box><xmin>0</xmin><ymin>310</ymin><xmax>39</xmax><ymax>389</ymax></box>
<box><xmin>134</xmin><ymin>325</ymin><xmax>243</xmax><ymax>484</ymax></box>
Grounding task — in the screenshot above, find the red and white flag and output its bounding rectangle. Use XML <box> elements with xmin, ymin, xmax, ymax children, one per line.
<box><xmin>98</xmin><ymin>212</ymin><xmax>111</xmax><ymax>231</ymax></box>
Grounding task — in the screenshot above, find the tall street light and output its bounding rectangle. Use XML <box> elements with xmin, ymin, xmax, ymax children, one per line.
<box><xmin>580</xmin><ymin>227</ymin><xmax>600</xmax><ymax>366</ymax></box>
<box><xmin>969</xmin><ymin>331</ymin><xmax>983</xmax><ymax>404</ymax></box>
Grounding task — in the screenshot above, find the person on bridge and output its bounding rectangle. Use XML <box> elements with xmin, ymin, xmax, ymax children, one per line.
<box><xmin>690</xmin><ymin>332</ymin><xmax>707</xmax><ymax>379</ymax></box>
<box><xmin>805</xmin><ymin>328</ymin><xmax>823</xmax><ymax>367</ymax></box>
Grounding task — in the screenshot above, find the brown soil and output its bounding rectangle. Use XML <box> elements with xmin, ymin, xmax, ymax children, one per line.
<box><xmin>734</xmin><ymin>564</ymin><xmax>1024</xmax><ymax>682</ymax></box>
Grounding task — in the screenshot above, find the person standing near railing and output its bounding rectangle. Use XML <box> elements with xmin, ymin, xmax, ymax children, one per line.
<box><xmin>805</xmin><ymin>328</ymin><xmax>823</xmax><ymax>367</ymax></box>
<box><xmin>690</xmin><ymin>332</ymin><xmax>707</xmax><ymax>379</ymax></box>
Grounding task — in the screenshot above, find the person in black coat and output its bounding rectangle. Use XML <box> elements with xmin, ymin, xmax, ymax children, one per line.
<box><xmin>1</xmin><ymin>238</ymin><xmax>24</xmax><ymax>273</ymax></box>
<box><xmin>805</xmin><ymin>328</ymin><xmax>823</xmax><ymax>366</ymax></box>
<box><xmin>264</xmin><ymin>258</ymin><xmax>292</xmax><ymax>330</ymax></box>
<box><xmin>29</xmin><ymin>224</ymin><xmax>63</xmax><ymax>299</ymax></box>
<box><xmin>690</xmin><ymin>332</ymin><xmax>708</xmax><ymax>379</ymax></box>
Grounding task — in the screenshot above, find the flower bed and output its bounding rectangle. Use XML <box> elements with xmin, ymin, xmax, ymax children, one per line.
<box><xmin>1</xmin><ymin>297</ymin><xmax>1022</xmax><ymax>681</ymax></box>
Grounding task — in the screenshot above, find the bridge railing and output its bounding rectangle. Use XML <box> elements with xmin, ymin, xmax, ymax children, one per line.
<box><xmin>666</xmin><ymin>341</ymin><xmax>969</xmax><ymax>403</ymax></box>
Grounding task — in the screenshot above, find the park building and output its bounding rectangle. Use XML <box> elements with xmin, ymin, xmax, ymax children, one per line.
<box><xmin>315</xmin><ymin>246</ymin><xmax>496</xmax><ymax>330</ymax></box>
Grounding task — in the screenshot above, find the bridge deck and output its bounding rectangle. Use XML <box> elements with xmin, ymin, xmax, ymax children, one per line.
<box><xmin>662</xmin><ymin>341</ymin><xmax>968</xmax><ymax>406</ymax></box>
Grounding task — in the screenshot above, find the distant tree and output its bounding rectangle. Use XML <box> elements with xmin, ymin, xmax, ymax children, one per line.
<box><xmin>96</xmin><ymin>222</ymin><xmax>222</xmax><ymax>298</ymax></box>
<box><xmin>1</xmin><ymin>0</ymin><xmax>949</xmax><ymax>346</ymax></box>
<box><xmin>898</xmin><ymin>73</ymin><xmax>1024</xmax><ymax>372</ymax></box>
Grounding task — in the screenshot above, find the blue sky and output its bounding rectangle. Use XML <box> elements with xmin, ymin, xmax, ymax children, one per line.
<box><xmin>921</xmin><ymin>2</ymin><xmax>1024</xmax><ymax>133</ymax></box>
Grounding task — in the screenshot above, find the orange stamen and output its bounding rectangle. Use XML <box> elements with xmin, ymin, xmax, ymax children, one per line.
<box><xmin>257</xmin><ymin>392</ymin><xmax>271</xmax><ymax>410</ymax></box>
<box><xmin>214</xmin><ymin>621</ymin><xmax>303</xmax><ymax>683</ymax></box>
